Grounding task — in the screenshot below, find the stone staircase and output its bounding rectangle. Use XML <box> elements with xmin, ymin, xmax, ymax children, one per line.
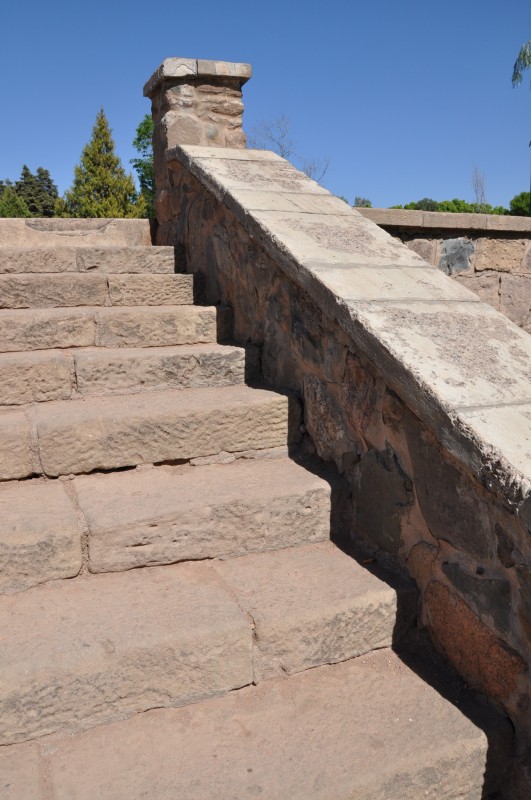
<box><xmin>0</xmin><ymin>220</ymin><xmax>505</xmax><ymax>798</ymax></box>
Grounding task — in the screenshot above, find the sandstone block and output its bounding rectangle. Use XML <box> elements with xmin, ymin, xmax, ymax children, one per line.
<box><xmin>474</xmin><ymin>237</ymin><xmax>528</xmax><ymax>273</ymax></box>
<box><xmin>0</xmin><ymin>308</ymin><xmax>95</xmax><ymax>352</ymax></box>
<box><xmin>0</xmin><ymin>563</ymin><xmax>252</xmax><ymax>743</ymax></box>
<box><xmin>214</xmin><ymin>542</ymin><xmax>406</xmax><ymax>680</ymax></box>
<box><xmin>0</xmin><ymin>480</ymin><xmax>82</xmax><ymax>593</ymax></box>
<box><xmin>0</xmin><ymin>742</ymin><xmax>44</xmax><ymax>799</ymax></box>
<box><xmin>0</xmin><ymin>247</ymin><xmax>76</xmax><ymax>273</ymax></box>
<box><xmin>0</xmin><ymin>274</ymin><xmax>109</xmax><ymax>308</ymax></box>
<box><xmin>500</xmin><ymin>273</ymin><xmax>531</xmax><ymax>330</ymax></box>
<box><xmin>44</xmin><ymin>650</ymin><xmax>490</xmax><ymax>800</ymax></box>
<box><xmin>0</xmin><ymin>219</ymin><xmax>152</xmax><ymax>247</ymax></box>
<box><xmin>74</xmin><ymin>458</ymin><xmax>331</xmax><ymax>572</ymax></box>
<box><xmin>76</xmin><ymin>246</ymin><xmax>176</xmax><ymax>274</ymax></box>
<box><xmin>74</xmin><ymin>343</ymin><xmax>245</xmax><ymax>395</ymax></box>
<box><xmin>35</xmin><ymin>385</ymin><xmax>289</xmax><ymax>476</ymax></box>
<box><xmin>0</xmin><ymin>413</ymin><xmax>33</xmax><ymax>480</ymax></box>
<box><xmin>107</xmin><ymin>274</ymin><xmax>194</xmax><ymax>305</ymax></box>
<box><xmin>0</xmin><ymin>350</ymin><xmax>71</xmax><ymax>404</ymax></box>
<box><xmin>94</xmin><ymin>306</ymin><xmax>217</xmax><ymax>347</ymax></box>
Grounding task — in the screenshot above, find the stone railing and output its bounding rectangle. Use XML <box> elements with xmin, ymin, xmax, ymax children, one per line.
<box><xmin>145</xmin><ymin>59</ymin><xmax>531</xmax><ymax>743</ymax></box>
<box><xmin>357</xmin><ymin>208</ymin><xmax>531</xmax><ymax>334</ymax></box>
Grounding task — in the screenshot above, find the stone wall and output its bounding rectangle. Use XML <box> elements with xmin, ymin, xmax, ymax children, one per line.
<box><xmin>357</xmin><ymin>208</ymin><xmax>531</xmax><ymax>333</ymax></box>
<box><xmin>154</xmin><ymin>144</ymin><xmax>531</xmax><ymax>747</ymax></box>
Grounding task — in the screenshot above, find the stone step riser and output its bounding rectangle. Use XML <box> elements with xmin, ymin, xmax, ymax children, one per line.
<box><xmin>0</xmin><ymin>246</ymin><xmax>175</xmax><ymax>272</ymax></box>
<box><xmin>0</xmin><ymin>386</ymin><xmax>290</xmax><ymax>480</ymax></box>
<box><xmin>0</xmin><ymin>306</ymin><xmax>220</xmax><ymax>353</ymax></box>
<box><xmin>0</xmin><ymin>458</ymin><xmax>331</xmax><ymax>595</ymax></box>
<box><xmin>0</xmin><ymin>544</ymin><xmax>401</xmax><ymax>745</ymax></box>
<box><xmin>0</xmin><ymin>274</ymin><xmax>193</xmax><ymax>309</ymax></box>
<box><xmin>0</xmin><ymin>344</ymin><xmax>246</xmax><ymax>405</ymax></box>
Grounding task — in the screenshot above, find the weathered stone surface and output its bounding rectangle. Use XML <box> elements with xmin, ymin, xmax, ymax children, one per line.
<box><xmin>0</xmin><ymin>563</ymin><xmax>252</xmax><ymax>743</ymax></box>
<box><xmin>442</xmin><ymin>562</ymin><xmax>512</xmax><ymax>635</ymax></box>
<box><xmin>76</xmin><ymin>246</ymin><xmax>175</xmax><ymax>274</ymax></box>
<box><xmin>75</xmin><ymin>458</ymin><xmax>331</xmax><ymax>572</ymax></box>
<box><xmin>94</xmin><ymin>306</ymin><xmax>217</xmax><ymax>347</ymax></box>
<box><xmin>0</xmin><ymin>350</ymin><xmax>71</xmax><ymax>404</ymax></box>
<box><xmin>43</xmin><ymin>650</ymin><xmax>490</xmax><ymax>800</ymax></box>
<box><xmin>74</xmin><ymin>343</ymin><xmax>245</xmax><ymax>395</ymax></box>
<box><xmin>425</xmin><ymin>581</ymin><xmax>526</xmax><ymax>702</ymax></box>
<box><xmin>0</xmin><ymin>413</ymin><xmax>32</xmax><ymax>480</ymax></box>
<box><xmin>35</xmin><ymin>385</ymin><xmax>289</xmax><ymax>476</ymax></box>
<box><xmin>0</xmin><ymin>742</ymin><xmax>44</xmax><ymax>799</ymax></box>
<box><xmin>107</xmin><ymin>274</ymin><xmax>193</xmax><ymax>305</ymax></box>
<box><xmin>500</xmin><ymin>273</ymin><xmax>531</xmax><ymax>331</ymax></box>
<box><xmin>228</xmin><ymin>189</ymin><xmax>354</xmax><ymax>216</ymax></box>
<box><xmin>474</xmin><ymin>237</ymin><xmax>528</xmax><ymax>273</ymax></box>
<box><xmin>403</xmin><ymin>237</ymin><xmax>437</xmax><ymax>263</ymax></box>
<box><xmin>0</xmin><ymin>273</ymin><xmax>109</xmax><ymax>308</ymax></box>
<box><xmin>144</xmin><ymin>58</ymin><xmax>251</xmax><ymax>97</ymax></box>
<box><xmin>0</xmin><ymin>219</ymin><xmax>152</xmax><ymax>248</ymax></box>
<box><xmin>437</xmin><ymin>237</ymin><xmax>475</xmax><ymax>275</ymax></box>
<box><xmin>457</xmin><ymin>404</ymin><xmax>531</xmax><ymax>484</ymax></box>
<box><xmin>0</xmin><ymin>247</ymin><xmax>76</xmax><ymax>273</ymax></box>
<box><xmin>214</xmin><ymin>542</ymin><xmax>402</xmax><ymax>680</ymax></box>
<box><xmin>404</xmin><ymin>419</ymin><xmax>494</xmax><ymax>560</ymax></box>
<box><xmin>352</xmin><ymin>446</ymin><xmax>412</xmax><ymax>556</ymax></box>
<box><xmin>454</xmin><ymin>271</ymin><xmax>500</xmax><ymax>310</ymax></box>
<box><xmin>0</xmin><ymin>480</ymin><xmax>82</xmax><ymax>593</ymax></box>
<box><xmin>0</xmin><ymin>308</ymin><xmax>95</xmax><ymax>352</ymax></box>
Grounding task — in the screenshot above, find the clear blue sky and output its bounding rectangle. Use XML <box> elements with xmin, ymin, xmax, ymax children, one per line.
<box><xmin>1</xmin><ymin>0</ymin><xmax>529</xmax><ymax>208</ymax></box>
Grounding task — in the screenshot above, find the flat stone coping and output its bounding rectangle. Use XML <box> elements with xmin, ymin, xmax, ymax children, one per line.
<box><xmin>144</xmin><ymin>58</ymin><xmax>252</xmax><ymax>97</ymax></box>
<box><xmin>167</xmin><ymin>144</ymin><xmax>531</xmax><ymax>513</ymax></box>
<box><xmin>357</xmin><ymin>207</ymin><xmax>531</xmax><ymax>232</ymax></box>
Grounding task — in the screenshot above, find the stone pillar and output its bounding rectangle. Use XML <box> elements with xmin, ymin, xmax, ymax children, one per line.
<box><xmin>143</xmin><ymin>58</ymin><xmax>251</xmax><ymax>228</ymax></box>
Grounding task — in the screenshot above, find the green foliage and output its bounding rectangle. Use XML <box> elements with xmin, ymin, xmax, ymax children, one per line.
<box><xmin>60</xmin><ymin>109</ymin><xmax>145</xmax><ymax>218</ymax></box>
<box><xmin>393</xmin><ymin>197</ymin><xmax>508</xmax><ymax>215</ymax></box>
<box><xmin>513</xmin><ymin>41</ymin><xmax>531</xmax><ymax>88</ymax></box>
<box><xmin>353</xmin><ymin>196</ymin><xmax>372</xmax><ymax>208</ymax></box>
<box><xmin>508</xmin><ymin>191</ymin><xmax>531</xmax><ymax>216</ymax></box>
<box><xmin>131</xmin><ymin>114</ymin><xmax>155</xmax><ymax>218</ymax></box>
<box><xmin>0</xmin><ymin>187</ymin><xmax>31</xmax><ymax>217</ymax></box>
<box><xmin>15</xmin><ymin>165</ymin><xmax>58</xmax><ymax>217</ymax></box>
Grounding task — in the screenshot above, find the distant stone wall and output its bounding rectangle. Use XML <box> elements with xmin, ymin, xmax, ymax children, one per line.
<box><xmin>357</xmin><ymin>208</ymin><xmax>531</xmax><ymax>333</ymax></box>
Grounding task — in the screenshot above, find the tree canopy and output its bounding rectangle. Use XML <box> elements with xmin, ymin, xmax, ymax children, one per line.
<box><xmin>14</xmin><ymin>165</ymin><xmax>58</xmax><ymax>217</ymax></box>
<box><xmin>513</xmin><ymin>40</ymin><xmax>531</xmax><ymax>89</ymax></box>
<box><xmin>131</xmin><ymin>114</ymin><xmax>155</xmax><ymax>218</ymax></box>
<box><xmin>0</xmin><ymin>187</ymin><xmax>31</xmax><ymax>217</ymax></box>
<box><xmin>58</xmin><ymin>109</ymin><xmax>146</xmax><ymax>218</ymax></box>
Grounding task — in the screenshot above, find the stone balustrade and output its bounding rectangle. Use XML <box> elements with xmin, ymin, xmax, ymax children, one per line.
<box><xmin>146</xmin><ymin>59</ymin><xmax>531</xmax><ymax>749</ymax></box>
<box><xmin>357</xmin><ymin>208</ymin><xmax>531</xmax><ymax>333</ymax></box>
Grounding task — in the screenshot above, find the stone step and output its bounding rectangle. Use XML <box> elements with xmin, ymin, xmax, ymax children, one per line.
<box><xmin>0</xmin><ymin>245</ymin><xmax>175</xmax><ymax>274</ymax></box>
<box><xmin>0</xmin><ymin>654</ymin><xmax>494</xmax><ymax>800</ymax></box>
<box><xmin>0</xmin><ymin>384</ymin><xmax>290</xmax><ymax>480</ymax></box>
<box><xmin>75</xmin><ymin>457</ymin><xmax>333</xmax><ymax>573</ymax></box>
<box><xmin>0</xmin><ymin>542</ymin><xmax>403</xmax><ymax>744</ymax></box>
<box><xmin>0</xmin><ymin>219</ymin><xmax>152</xmax><ymax>248</ymax></box>
<box><xmin>0</xmin><ymin>343</ymin><xmax>246</xmax><ymax>405</ymax></box>
<box><xmin>0</xmin><ymin>273</ymin><xmax>193</xmax><ymax>308</ymax></box>
<box><xmin>0</xmin><ymin>305</ymin><xmax>219</xmax><ymax>352</ymax></box>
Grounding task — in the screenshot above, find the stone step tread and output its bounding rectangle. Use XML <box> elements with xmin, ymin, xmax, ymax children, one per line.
<box><xmin>1</xmin><ymin>649</ymin><xmax>489</xmax><ymax>799</ymax></box>
<box><xmin>0</xmin><ymin>273</ymin><xmax>194</xmax><ymax>308</ymax></box>
<box><xmin>0</xmin><ymin>384</ymin><xmax>290</xmax><ymax>479</ymax></box>
<box><xmin>0</xmin><ymin>245</ymin><xmax>175</xmax><ymax>273</ymax></box>
<box><xmin>0</xmin><ymin>343</ymin><xmax>246</xmax><ymax>405</ymax></box>
<box><xmin>0</xmin><ymin>542</ymin><xmax>403</xmax><ymax>745</ymax></box>
<box><xmin>0</xmin><ymin>305</ymin><xmax>220</xmax><ymax>352</ymax></box>
<box><xmin>75</xmin><ymin>457</ymin><xmax>333</xmax><ymax>573</ymax></box>
<box><xmin>0</xmin><ymin>219</ymin><xmax>152</xmax><ymax>249</ymax></box>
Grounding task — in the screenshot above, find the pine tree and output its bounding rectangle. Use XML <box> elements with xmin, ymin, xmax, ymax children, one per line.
<box><xmin>0</xmin><ymin>187</ymin><xmax>31</xmax><ymax>217</ymax></box>
<box><xmin>14</xmin><ymin>165</ymin><xmax>58</xmax><ymax>217</ymax></box>
<box><xmin>60</xmin><ymin>109</ymin><xmax>146</xmax><ymax>218</ymax></box>
<box><xmin>35</xmin><ymin>168</ymin><xmax>58</xmax><ymax>217</ymax></box>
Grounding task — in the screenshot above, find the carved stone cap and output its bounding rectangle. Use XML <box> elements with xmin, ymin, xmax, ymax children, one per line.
<box><xmin>144</xmin><ymin>58</ymin><xmax>252</xmax><ymax>97</ymax></box>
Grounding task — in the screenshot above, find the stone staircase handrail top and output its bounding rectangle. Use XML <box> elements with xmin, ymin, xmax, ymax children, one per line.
<box><xmin>167</xmin><ymin>143</ymin><xmax>531</xmax><ymax>510</ymax></box>
<box><xmin>144</xmin><ymin>58</ymin><xmax>252</xmax><ymax>97</ymax></box>
<box><xmin>356</xmin><ymin>207</ymin><xmax>531</xmax><ymax>232</ymax></box>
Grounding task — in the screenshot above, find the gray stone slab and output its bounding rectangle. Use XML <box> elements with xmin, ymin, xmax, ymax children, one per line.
<box><xmin>226</xmin><ymin>189</ymin><xmax>353</xmax><ymax>215</ymax></box>
<box><xmin>457</xmin><ymin>404</ymin><xmax>531</xmax><ymax>483</ymax></box>
<box><xmin>309</xmin><ymin>263</ymin><xmax>480</xmax><ymax>304</ymax></box>
<box><xmin>168</xmin><ymin>144</ymin><xmax>284</xmax><ymax>164</ymax></box>
<box><xmin>343</xmin><ymin>300</ymin><xmax>531</xmax><ymax>413</ymax></box>
<box><xmin>248</xmin><ymin>210</ymin><xmax>428</xmax><ymax>268</ymax></box>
